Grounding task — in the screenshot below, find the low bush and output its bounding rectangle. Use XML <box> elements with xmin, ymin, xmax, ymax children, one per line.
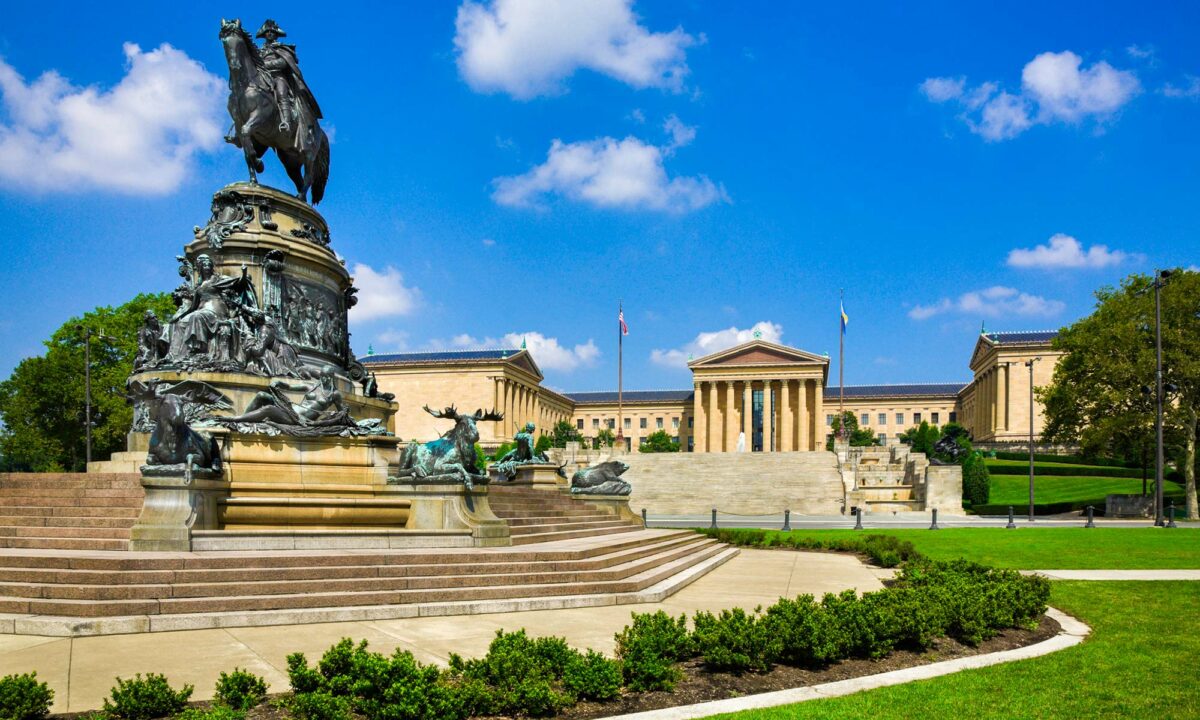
<box><xmin>692</xmin><ymin>608</ymin><xmax>777</xmax><ymax>673</ymax></box>
<box><xmin>962</xmin><ymin>452</ymin><xmax>991</xmax><ymax>506</ymax></box>
<box><xmin>762</xmin><ymin>595</ymin><xmax>843</xmax><ymax>667</ymax></box>
<box><xmin>288</xmin><ymin>691</ymin><xmax>351</xmax><ymax>720</ymax></box>
<box><xmin>696</xmin><ymin>529</ymin><xmax>921</xmax><ymax>568</ymax></box>
<box><xmin>992</xmin><ymin>451</ymin><xmax>1138</xmax><ymax>468</ymax></box>
<box><xmin>102</xmin><ymin>674</ymin><xmax>194</xmax><ymax>720</ymax></box>
<box><xmin>0</xmin><ymin>672</ymin><xmax>54</xmax><ymax>720</ymax></box>
<box><xmin>447</xmin><ymin>630</ymin><xmax>573</xmax><ymax>717</ymax></box>
<box><xmin>613</xmin><ymin>611</ymin><xmax>694</xmax><ymax>691</ymax></box>
<box><xmin>987</xmin><ymin>463</ymin><xmax>1142</xmax><ymax>478</ymax></box>
<box><xmin>175</xmin><ymin>707</ymin><xmax>245</xmax><ymax>720</ymax></box>
<box><xmin>561</xmin><ymin>650</ymin><xmax>622</xmax><ymax>702</ymax></box>
<box><xmin>213</xmin><ymin>669</ymin><xmax>267</xmax><ymax>711</ymax></box>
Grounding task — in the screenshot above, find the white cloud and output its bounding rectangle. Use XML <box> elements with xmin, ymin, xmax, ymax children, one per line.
<box><xmin>662</xmin><ymin>114</ymin><xmax>696</xmax><ymax>152</ymax></box>
<box><xmin>374</xmin><ymin>329</ymin><xmax>410</xmax><ymax>351</ymax></box>
<box><xmin>919</xmin><ymin>76</ymin><xmax>965</xmax><ymax>103</ymax></box>
<box><xmin>429</xmin><ymin>331</ymin><xmax>599</xmax><ymax>372</ymax></box>
<box><xmin>1162</xmin><ymin>75</ymin><xmax>1200</xmax><ymax>99</ymax></box>
<box><xmin>492</xmin><ymin>134</ymin><xmax>727</xmax><ymax>213</ymax></box>
<box><xmin>650</xmin><ymin>321</ymin><xmax>783</xmax><ymax>369</ymax></box>
<box><xmin>909</xmin><ymin>287</ymin><xmax>1065</xmax><ymax>321</ymax></box>
<box><xmin>481</xmin><ymin>237</ymin><xmax>497</xmax><ymax>247</ymax></box>
<box><xmin>454</xmin><ymin>0</ymin><xmax>696</xmax><ymax>99</ymax></box>
<box><xmin>1006</xmin><ymin>233</ymin><xmax>1135</xmax><ymax>269</ymax></box>
<box><xmin>0</xmin><ymin>43</ymin><xmax>225</xmax><ymax>193</ymax></box>
<box><xmin>1126</xmin><ymin>44</ymin><xmax>1155</xmax><ymax>60</ymax></box>
<box><xmin>921</xmin><ymin>50</ymin><xmax>1139</xmax><ymax>141</ymax></box>
<box><xmin>349</xmin><ymin>263</ymin><xmax>421</xmax><ymax>322</ymax></box>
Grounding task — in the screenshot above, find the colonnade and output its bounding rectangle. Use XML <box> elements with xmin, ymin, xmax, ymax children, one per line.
<box><xmin>972</xmin><ymin>363</ymin><xmax>1010</xmax><ymax>440</ymax></box>
<box><xmin>494</xmin><ymin>377</ymin><xmax>539</xmax><ymax>439</ymax></box>
<box><xmin>691</xmin><ymin>378</ymin><xmax>823</xmax><ymax>452</ymax></box>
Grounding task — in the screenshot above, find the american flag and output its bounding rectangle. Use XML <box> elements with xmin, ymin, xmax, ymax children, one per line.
<box><xmin>619</xmin><ymin>309</ymin><xmax>629</xmax><ymax>336</ymax></box>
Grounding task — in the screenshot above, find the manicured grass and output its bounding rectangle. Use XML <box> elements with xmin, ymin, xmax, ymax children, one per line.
<box><xmin>986</xmin><ymin>458</ymin><xmax>1115</xmax><ymax>470</ymax></box>
<box><xmin>754</xmin><ymin>529</ymin><xmax>1200</xmax><ymax>569</ymax></box>
<box><xmin>705</xmin><ymin>581</ymin><xmax>1200</xmax><ymax>720</ymax></box>
<box><xmin>987</xmin><ymin>474</ymin><xmax>1184</xmax><ymax>509</ymax></box>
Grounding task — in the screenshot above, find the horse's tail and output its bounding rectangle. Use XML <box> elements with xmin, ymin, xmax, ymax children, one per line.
<box><xmin>310</xmin><ymin>129</ymin><xmax>330</xmax><ymax>205</ymax></box>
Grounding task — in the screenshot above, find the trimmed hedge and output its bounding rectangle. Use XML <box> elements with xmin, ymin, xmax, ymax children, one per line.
<box><xmin>987</xmin><ymin>463</ymin><xmax>1143</xmax><ymax>479</ymax></box>
<box><xmin>0</xmin><ymin>672</ymin><xmax>54</xmax><ymax>720</ymax></box>
<box><xmin>696</xmin><ymin>529</ymin><xmax>921</xmax><ymax>568</ymax></box>
<box><xmin>991</xmin><ymin>451</ymin><xmax>1140</xmax><ymax>469</ymax></box>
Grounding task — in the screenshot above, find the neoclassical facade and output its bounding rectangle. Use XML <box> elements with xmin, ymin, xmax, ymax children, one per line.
<box><xmin>365</xmin><ymin>330</ymin><xmax>1061</xmax><ymax>451</ymax></box>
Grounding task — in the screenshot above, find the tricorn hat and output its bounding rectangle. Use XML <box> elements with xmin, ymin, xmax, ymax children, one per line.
<box><xmin>256</xmin><ymin>19</ymin><xmax>287</xmax><ymax>40</ymax></box>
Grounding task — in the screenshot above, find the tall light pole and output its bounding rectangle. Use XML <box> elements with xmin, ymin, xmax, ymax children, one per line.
<box><xmin>1152</xmin><ymin>269</ymin><xmax>1173</xmax><ymax>526</ymax></box>
<box><xmin>75</xmin><ymin>325</ymin><xmax>111</xmax><ymax>468</ymax></box>
<box><xmin>1025</xmin><ymin>356</ymin><xmax>1041</xmax><ymax>522</ymax></box>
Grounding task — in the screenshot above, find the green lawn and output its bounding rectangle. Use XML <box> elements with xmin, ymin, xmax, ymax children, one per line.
<box><xmin>985</xmin><ymin>458</ymin><xmax>1124</xmax><ymax>470</ymax></box>
<box><xmin>756</xmin><ymin>528</ymin><xmax>1200</xmax><ymax>569</ymax></box>
<box><xmin>986</xmin><ymin>474</ymin><xmax>1184</xmax><ymax>508</ymax></box>
<box><xmin>705</xmin><ymin>581</ymin><xmax>1200</xmax><ymax>720</ymax></box>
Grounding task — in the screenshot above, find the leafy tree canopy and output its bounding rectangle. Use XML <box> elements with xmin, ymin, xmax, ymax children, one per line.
<box><xmin>594</xmin><ymin>428</ymin><xmax>615</xmax><ymax>449</ymax></box>
<box><xmin>638</xmin><ymin>430</ymin><xmax>680</xmax><ymax>453</ymax></box>
<box><xmin>1039</xmin><ymin>269</ymin><xmax>1200</xmax><ymax>519</ymax></box>
<box><xmin>0</xmin><ymin>293</ymin><xmax>175</xmax><ymax>472</ymax></box>
<box><xmin>548</xmin><ymin>419</ymin><xmax>582</xmax><ymax>448</ymax></box>
<box><xmin>825</xmin><ymin>411</ymin><xmax>878</xmax><ymax>451</ymax></box>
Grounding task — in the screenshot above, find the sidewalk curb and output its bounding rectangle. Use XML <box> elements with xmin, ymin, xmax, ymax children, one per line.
<box><xmin>598</xmin><ymin>606</ymin><xmax>1089</xmax><ymax>720</ymax></box>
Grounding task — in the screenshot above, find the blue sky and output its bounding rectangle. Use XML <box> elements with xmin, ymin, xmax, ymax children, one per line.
<box><xmin>1</xmin><ymin>1</ymin><xmax>1197</xmax><ymax>393</ymax></box>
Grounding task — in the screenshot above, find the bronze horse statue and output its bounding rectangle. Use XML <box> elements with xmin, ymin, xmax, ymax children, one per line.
<box><xmin>218</xmin><ymin>19</ymin><xmax>329</xmax><ymax>204</ymax></box>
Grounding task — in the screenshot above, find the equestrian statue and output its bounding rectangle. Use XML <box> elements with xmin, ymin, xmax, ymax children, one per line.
<box><xmin>219</xmin><ymin>18</ymin><xmax>330</xmax><ymax>204</ymax></box>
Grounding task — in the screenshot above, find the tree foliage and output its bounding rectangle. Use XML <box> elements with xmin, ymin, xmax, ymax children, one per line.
<box><xmin>548</xmin><ymin>420</ymin><xmax>582</xmax><ymax>448</ymax></box>
<box><xmin>534</xmin><ymin>434</ymin><xmax>553</xmax><ymax>455</ymax></box>
<box><xmin>594</xmin><ymin>428</ymin><xmax>615</xmax><ymax>449</ymax></box>
<box><xmin>638</xmin><ymin>430</ymin><xmax>680</xmax><ymax>453</ymax></box>
<box><xmin>0</xmin><ymin>293</ymin><xmax>175</xmax><ymax>472</ymax></box>
<box><xmin>825</xmin><ymin>411</ymin><xmax>877</xmax><ymax>451</ymax></box>
<box><xmin>898</xmin><ymin>421</ymin><xmax>941</xmax><ymax>455</ymax></box>
<box><xmin>1039</xmin><ymin>269</ymin><xmax>1200</xmax><ymax>519</ymax></box>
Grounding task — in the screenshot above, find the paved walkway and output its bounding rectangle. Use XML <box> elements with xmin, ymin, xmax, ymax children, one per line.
<box><xmin>0</xmin><ymin>549</ymin><xmax>884</xmax><ymax>713</ymax></box>
<box><xmin>1027</xmin><ymin>569</ymin><xmax>1200</xmax><ymax>580</ymax></box>
<box><xmin>650</xmin><ymin>513</ymin><xmax>1198</xmax><ymax>530</ymax></box>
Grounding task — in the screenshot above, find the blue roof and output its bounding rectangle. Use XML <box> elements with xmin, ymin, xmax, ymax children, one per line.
<box><xmin>985</xmin><ymin>330</ymin><xmax>1059</xmax><ymax>345</ymax></box>
<box><xmin>823</xmin><ymin>383</ymin><xmax>967</xmax><ymax>399</ymax></box>
<box><xmin>566</xmin><ymin>390</ymin><xmax>696</xmax><ymax>404</ymax></box>
<box><xmin>362</xmin><ymin>349</ymin><xmax>517</xmax><ymax>364</ymax></box>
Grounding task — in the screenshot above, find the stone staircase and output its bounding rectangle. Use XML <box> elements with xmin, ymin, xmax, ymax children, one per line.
<box><xmin>487</xmin><ymin>483</ymin><xmax>644</xmax><ymax>545</ymax></box>
<box><xmin>0</xmin><ymin>474</ymin><xmax>143</xmax><ymax>551</ymax></box>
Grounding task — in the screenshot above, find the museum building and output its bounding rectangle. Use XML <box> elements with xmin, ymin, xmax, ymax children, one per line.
<box><xmin>364</xmin><ymin>330</ymin><xmax>1061</xmax><ymax>452</ymax></box>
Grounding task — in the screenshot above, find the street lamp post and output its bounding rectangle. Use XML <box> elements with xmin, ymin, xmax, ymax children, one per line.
<box><xmin>75</xmin><ymin>325</ymin><xmax>112</xmax><ymax>468</ymax></box>
<box><xmin>1152</xmin><ymin>269</ymin><xmax>1173</xmax><ymax>527</ymax></box>
<box><xmin>1025</xmin><ymin>356</ymin><xmax>1041</xmax><ymax>522</ymax></box>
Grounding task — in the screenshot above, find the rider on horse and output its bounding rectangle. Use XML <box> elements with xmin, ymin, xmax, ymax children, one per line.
<box><xmin>256</xmin><ymin>19</ymin><xmax>323</xmax><ymax>140</ymax></box>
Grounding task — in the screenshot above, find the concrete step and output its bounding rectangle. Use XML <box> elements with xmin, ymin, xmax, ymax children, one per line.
<box><xmin>501</xmin><ymin>514</ymin><xmax>619</xmax><ymax>527</ymax></box>
<box><xmin>511</xmin><ymin>524</ymin><xmax>643</xmax><ymax>546</ymax></box>
<box><xmin>0</xmin><ymin>537</ymin><xmax>129</xmax><ymax>551</ymax></box>
<box><xmin>0</xmin><ymin>525</ymin><xmax>131</xmax><ymax>540</ymax></box>
<box><xmin>0</xmin><ymin>516</ymin><xmax>135</xmax><ymax>529</ymax></box>
<box><xmin>0</xmin><ymin>495</ymin><xmax>142</xmax><ymax>508</ymax></box>
<box><xmin>0</xmin><ymin>477</ymin><xmax>142</xmax><ymax>490</ymax></box>
<box><xmin>508</xmin><ymin>519</ymin><xmax>639</xmax><ymax>535</ymax></box>
<box><xmin>1</xmin><ymin>506</ymin><xmax>141</xmax><ymax>518</ymax></box>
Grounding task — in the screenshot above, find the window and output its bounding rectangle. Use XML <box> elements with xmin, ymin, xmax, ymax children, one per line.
<box><xmin>672</xmin><ymin>436</ymin><xmax>679</xmax><ymax>444</ymax></box>
<box><xmin>656</xmin><ymin>417</ymin><xmax>664</xmax><ymax>429</ymax></box>
<box><xmin>949</xmin><ymin>412</ymin><xmax>957</xmax><ymax>423</ymax></box>
<box><xmin>606</xmin><ymin>418</ymin><xmax>615</xmax><ymax>429</ymax></box>
<box><xmin>932</xmin><ymin>412</ymin><xmax>940</xmax><ymax>424</ymax></box>
<box><xmin>878</xmin><ymin>413</ymin><xmax>887</xmax><ymax>426</ymax></box>
<box><xmin>672</xmin><ymin>417</ymin><xmax>680</xmax><ymax>429</ymax></box>
<box><xmin>687</xmin><ymin>436</ymin><xmax>695</xmax><ymax>451</ymax></box>
<box><xmin>826</xmin><ymin>414</ymin><xmax>835</xmax><ymax>426</ymax></box>
<box><xmin>877</xmin><ymin>433</ymin><xmax>886</xmax><ymax>444</ymax></box>
<box><xmin>638</xmin><ymin>436</ymin><xmax>647</xmax><ymax>446</ymax></box>
<box><xmin>577</xmin><ymin>419</ymin><xmax>584</xmax><ymax>429</ymax></box>
<box><xmin>639</xmin><ymin>417</ymin><xmax>647</xmax><ymax>429</ymax></box>
<box><xmin>624</xmin><ymin>417</ymin><xmax>632</xmax><ymax>430</ymax></box>
<box><xmin>914</xmin><ymin>412</ymin><xmax>922</xmax><ymax>424</ymax></box>
<box><xmin>860</xmin><ymin>413</ymin><xmax>869</xmax><ymax>426</ymax></box>
<box><xmin>895</xmin><ymin>412</ymin><xmax>905</xmax><ymax>425</ymax></box>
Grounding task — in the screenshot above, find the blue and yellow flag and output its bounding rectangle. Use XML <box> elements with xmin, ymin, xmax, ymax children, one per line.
<box><xmin>840</xmin><ymin>301</ymin><xmax>849</xmax><ymax>334</ymax></box>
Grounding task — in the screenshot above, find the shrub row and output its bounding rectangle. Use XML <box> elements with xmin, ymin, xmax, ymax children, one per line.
<box><xmin>695</xmin><ymin>529</ymin><xmax>921</xmax><ymax>568</ymax></box>
<box><xmin>991</xmin><ymin>451</ymin><xmax>1140</xmax><ymax>469</ymax></box>
<box><xmin>986</xmin><ymin>463</ymin><xmax>1143</xmax><ymax>478</ymax></box>
<box><xmin>616</xmin><ymin>558</ymin><xmax>1050</xmax><ymax>681</ymax></box>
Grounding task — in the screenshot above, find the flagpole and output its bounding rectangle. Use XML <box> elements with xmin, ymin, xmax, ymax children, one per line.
<box><xmin>839</xmin><ymin>289</ymin><xmax>845</xmax><ymax>441</ymax></box>
<box><xmin>617</xmin><ymin>301</ymin><xmax>624</xmax><ymax>451</ymax></box>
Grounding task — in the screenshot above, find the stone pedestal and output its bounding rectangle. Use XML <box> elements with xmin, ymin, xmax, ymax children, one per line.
<box><xmin>130</xmin><ymin>472</ymin><xmax>229</xmax><ymax>552</ymax></box>
<box><xmin>921</xmin><ymin>465</ymin><xmax>964</xmax><ymax>515</ymax></box>
<box><xmin>387</xmin><ymin>483</ymin><xmax>511</xmax><ymax>546</ymax></box>
<box><xmin>490</xmin><ymin>463</ymin><xmax>565</xmax><ymax>490</ymax></box>
<box><xmin>571</xmin><ymin>494</ymin><xmax>643</xmax><ymax>525</ymax></box>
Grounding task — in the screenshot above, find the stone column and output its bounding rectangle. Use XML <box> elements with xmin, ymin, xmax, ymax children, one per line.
<box><xmin>499</xmin><ymin>380</ymin><xmax>510</xmax><ymax>439</ymax></box>
<box><xmin>797</xmin><ymin>379</ymin><xmax>809</xmax><ymax>451</ymax></box>
<box><xmin>781</xmin><ymin>380</ymin><xmax>792</xmax><ymax>451</ymax></box>
<box><xmin>999</xmin><ymin>363</ymin><xmax>1009</xmax><ymax>432</ymax></box>
<box><xmin>494</xmin><ymin>379</ymin><xmax>504</xmax><ymax>441</ymax></box>
<box><xmin>742</xmin><ymin>382</ymin><xmax>753</xmax><ymax>450</ymax></box>
<box><xmin>763</xmin><ymin>380</ymin><xmax>775</xmax><ymax>451</ymax></box>
<box><xmin>694</xmin><ymin>383</ymin><xmax>706</xmax><ymax>453</ymax></box>
<box><xmin>813</xmin><ymin>379</ymin><xmax>824</xmax><ymax>451</ymax></box>
<box><xmin>724</xmin><ymin>381</ymin><xmax>736</xmax><ymax>452</ymax></box>
<box><xmin>707</xmin><ymin>381</ymin><xmax>719</xmax><ymax>452</ymax></box>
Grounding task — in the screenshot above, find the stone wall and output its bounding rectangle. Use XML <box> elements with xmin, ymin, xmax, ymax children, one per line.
<box><xmin>618</xmin><ymin>451</ymin><xmax>845</xmax><ymax>516</ymax></box>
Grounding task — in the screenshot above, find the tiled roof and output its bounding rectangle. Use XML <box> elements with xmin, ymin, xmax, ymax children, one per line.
<box><xmin>985</xmin><ymin>330</ymin><xmax>1059</xmax><ymax>345</ymax></box>
<box><xmin>362</xmin><ymin>349</ymin><xmax>518</xmax><ymax>365</ymax></box>
<box><xmin>566</xmin><ymin>390</ymin><xmax>695</xmax><ymax>404</ymax></box>
<box><xmin>823</xmin><ymin>383</ymin><xmax>968</xmax><ymax>399</ymax></box>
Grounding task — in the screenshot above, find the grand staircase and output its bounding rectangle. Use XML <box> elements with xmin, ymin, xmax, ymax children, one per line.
<box><xmin>0</xmin><ymin>473</ymin><xmax>143</xmax><ymax>551</ymax></box>
<box><xmin>0</xmin><ymin>473</ymin><xmax>736</xmax><ymax>636</ymax></box>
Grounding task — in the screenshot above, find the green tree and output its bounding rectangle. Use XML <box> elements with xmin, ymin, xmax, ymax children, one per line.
<box><xmin>962</xmin><ymin>451</ymin><xmax>991</xmax><ymax>506</ymax></box>
<box><xmin>898</xmin><ymin>421</ymin><xmax>941</xmax><ymax>455</ymax></box>
<box><xmin>1039</xmin><ymin>269</ymin><xmax>1200</xmax><ymax>519</ymax></box>
<box><xmin>548</xmin><ymin>419</ymin><xmax>582</xmax><ymax>448</ymax></box>
<box><xmin>0</xmin><ymin>293</ymin><xmax>175</xmax><ymax>472</ymax></box>
<box><xmin>825</xmin><ymin>411</ymin><xmax>877</xmax><ymax>451</ymax></box>
<box><xmin>534</xmin><ymin>434</ymin><xmax>553</xmax><ymax>455</ymax></box>
<box><xmin>594</xmin><ymin>428</ymin><xmax>615</xmax><ymax>449</ymax></box>
<box><xmin>638</xmin><ymin>430</ymin><xmax>680</xmax><ymax>453</ymax></box>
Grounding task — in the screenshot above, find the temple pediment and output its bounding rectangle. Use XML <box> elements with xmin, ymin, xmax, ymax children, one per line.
<box><xmin>689</xmin><ymin>340</ymin><xmax>829</xmax><ymax>368</ymax></box>
<box><xmin>505</xmin><ymin>349</ymin><xmax>543</xmax><ymax>380</ymax></box>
